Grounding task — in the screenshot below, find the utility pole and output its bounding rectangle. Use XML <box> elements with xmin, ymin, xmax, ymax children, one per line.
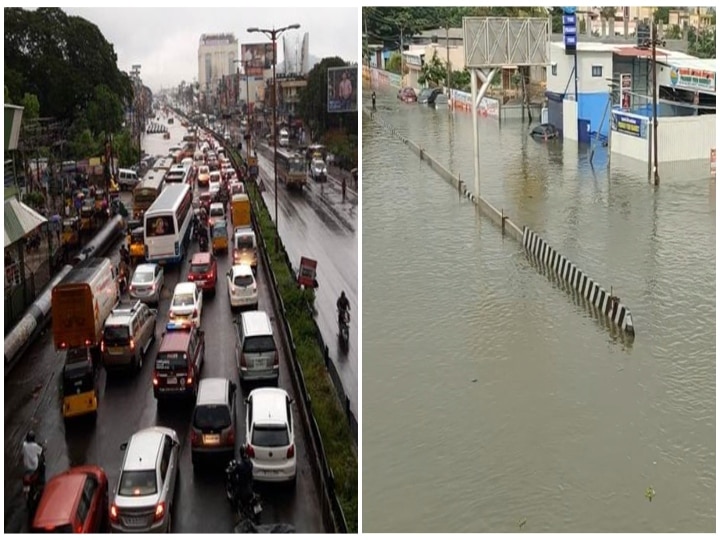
<box><xmin>651</xmin><ymin>20</ymin><xmax>660</xmax><ymax>186</ymax></box>
<box><xmin>446</xmin><ymin>24</ymin><xmax>451</xmax><ymax>101</ymax></box>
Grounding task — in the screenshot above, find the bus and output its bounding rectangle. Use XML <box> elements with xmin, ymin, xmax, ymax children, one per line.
<box><xmin>144</xmin><ymin>183</ymin><xmax>193</xmax><ymax>264</ymax></box>
<box><xmin>164</xmin><ymin>164</ymin><xmax>191</xmax><ymax>184</ymax></box>
<box><xmin>276</xmin><ymin>148</ymin><xmax>307</xmax><ymax>190</ymax></box>
<box><xmin>132</xmin><ymin>172</ymin><xmax>166</xmax><ymax>219</ymax></box>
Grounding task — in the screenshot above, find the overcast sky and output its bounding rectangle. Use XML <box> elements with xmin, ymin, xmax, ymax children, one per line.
<box><xmin>59</xmin><ymin>7</ymin><xmax>359</xmax><ymax>92</ymax></box>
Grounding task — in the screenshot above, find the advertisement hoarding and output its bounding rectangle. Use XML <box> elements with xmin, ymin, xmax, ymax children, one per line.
<box><xmin>327</xmin><ymin>66</ymin><xmax>357</xmax><ymax>113</ymax></box>
<box><xmin>241</xmin><ymin>43</ymin><xmax>275</xmax><ymax>76</ymax></box>
<box><xmin>611</xmin><ymin>112</ymin><xmax>646</xmax><ymax>138</ymax></box>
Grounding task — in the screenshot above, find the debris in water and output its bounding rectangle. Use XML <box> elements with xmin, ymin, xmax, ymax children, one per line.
<box><xmin>645</xmin><ymin>486</ymin><xmax>656</xmax><ymax>502</ymax></box>
<box><xmin>518</xmin><ymin>518</ymin><xmax>527</xmax><ymax>529</ymax></box>
<box><xmin>471</xmin><ymin>379</ymin><xmax>478</xmax><ymax>383</ymax></box>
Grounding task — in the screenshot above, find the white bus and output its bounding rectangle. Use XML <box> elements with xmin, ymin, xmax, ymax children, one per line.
<box><xmin>144</xmin><ymin>183</ymin><xmax>193</xmax><ymax>265</ymax></box>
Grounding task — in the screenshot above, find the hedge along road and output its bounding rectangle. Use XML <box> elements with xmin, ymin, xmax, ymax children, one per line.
<box><xmin>3</xmin><ymin>116</ymin><xmax>325</xmax><ymax>533</ymax></box>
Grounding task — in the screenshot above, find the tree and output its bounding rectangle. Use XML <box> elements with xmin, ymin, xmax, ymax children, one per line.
<box><xmin>20</xmin><ymin>93</ymin><xmax>40</xmax><ymax>122</ymax></box>
<box><xmin>450</xmin><ymin>69</ymin><xmax>471</xmax><ymax>92</ymax></box>
<box><xmin>386</xmin><ymin>52</ymin><xmax>403</xmax><ymax>74</ymax></box>
<box><xmin>688</xmin><ymin>27</ymin><xmax>716</xmax><ymax>59</ymax></box>
<box><xmin>418</xmin><ymin>50</ymin><xmax>446</xmax><ymax>87</ymax></box>
<box><xmin>654</xmin><ymin>7</ymin><xmax>670</xmax><ymax>24</ymax></box>
<box><xmin>86</xmin><ymin>84</ymin><xmax>125</xmax><ymax>136</ymax></box>
<box><xmin>297</xmin><ymin>57</ymin><xmax>357</xmax><ymax>144</ymax></box>
<box><xmin>666</xmin><ymin>24</ymin><xmax>682</xmax><ymax>39</ymax></box>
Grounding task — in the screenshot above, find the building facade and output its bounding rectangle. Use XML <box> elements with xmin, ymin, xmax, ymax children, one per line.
<box><xmin>198</xmin><ymin>33</ymin><xmax>239</xmax><ymax>98</ymax></box>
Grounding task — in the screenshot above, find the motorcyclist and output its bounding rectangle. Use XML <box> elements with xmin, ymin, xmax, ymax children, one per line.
<box><xmin>235</xmin><ymin>445</ymin><xmax>255</xmax><ymax>504</ymax></box>
<box><xmin>119</xmin><ymin>244</ymin><xmax>131</xmax><ymax>267</ymax></box>
<box><xmin>22</xmin><ymin>431</ymin><xmax>45</xmax><ymax>482</ymax></box>
<box><xmin>336</xmin><ymin>291</ymin><xmax>350</xmax><ymax>327</ymax></box>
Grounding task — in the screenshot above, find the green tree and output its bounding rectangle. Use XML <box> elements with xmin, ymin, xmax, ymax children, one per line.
<box><xmin>386</xmin><ymin>52</ymin><xmax>403</xmax><ymax>74</ymax></box>
<box><xmin>418</xmin><ymin>50</ymin><xmax>446</xmax><ymax>87</ymax></box>
<box><xmin>688</xmin><ymin>27</ymin><xmax>716</xmax><ymax>59</ymax></box>
<box><xmin>4</xmin><ymin>7</ymin><xmax>132</xmax><ymax>120</ymax></box>
<box><xmin>297</xmin><ymin>57</ymin><xmax>357</xmax><ymax>144</ymax></box>
<box><xmin>666</xmin><ymin>24</ymin><xmax>682</xmax><ymax>39</ymax></box>
<box><xmin>654</xmin><ymin>7</ymin><xmax>670</xmax><ymax>24</ymax></box>
<box><xmin>450</xmin><ymin>69</ymin><xmax>471</xmax><ymax>92</ymax></box>
<box><xmin>86</xmin><ymin>84</ymin><xmax>125</xmax><ymax>136</ymax></box>
<box><xmin>20</xmin><ymin>93</ymin><xmax>40</xmax><ymax>121</ymax></box>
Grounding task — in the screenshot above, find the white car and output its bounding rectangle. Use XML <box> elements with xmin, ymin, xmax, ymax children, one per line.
<box><xmin>208</xmin><ymin>202</ymin><xmax>225</xmax><ymax>224</ymax></box>
<box><xmin>110</xmin><ymin>427</ymin><xmax>180</xmax><ymax>533</ymax></box>
<box><xmin>209</xmin><ymin>172</ymin><xmax>222</xmax><ymax>196</ymax></box>
<box><xmin>169</xmin><ymin>282</ymin><xmax>203</xmax><ymax>327</ymax></box>
<box><xmin>226</xmin><ymin>264</ymin><xmax>258</xmax><ymax>310</ymax></box>
<box><xmin>244</xmin><ymin>388</ymin><xmax>297</xmax><ymax>484</ymax></box>
<box><xmin>129</xmin><ymin>263</ymin><xmax>164</xmax><ymax>306</ymax></box>
<box><xmin>197</xmin><ymin>165</ymin><xmax>210</xmax><ymax>186</ymax></box>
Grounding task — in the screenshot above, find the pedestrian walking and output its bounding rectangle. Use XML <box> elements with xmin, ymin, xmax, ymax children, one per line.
<box><xmin>372</xmin><ymin>91</ymin><xmax>376</xmax><ymax>110</ymax></box>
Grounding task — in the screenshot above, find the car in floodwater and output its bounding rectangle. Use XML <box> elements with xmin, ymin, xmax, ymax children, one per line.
<box><xmin>397</xmin><ymin>87</ymin><xmax>417</xmax><ymax>103</ymax></box>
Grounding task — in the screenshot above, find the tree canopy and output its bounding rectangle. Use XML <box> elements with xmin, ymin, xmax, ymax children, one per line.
<box><xmin>5</xmin><ymin>7</ymin><xmax>133</xmax><ymax>121</ymax></box>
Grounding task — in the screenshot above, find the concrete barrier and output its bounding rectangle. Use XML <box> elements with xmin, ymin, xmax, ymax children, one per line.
<box><xmin>522</xmin><ymin>227</ymin><xmax>635</xmax><ymax>335</ymax></box>
<box><xmin>364</xmin><ymin>106</ymin><xmax>636</xmax><ymax>337</ymax></box>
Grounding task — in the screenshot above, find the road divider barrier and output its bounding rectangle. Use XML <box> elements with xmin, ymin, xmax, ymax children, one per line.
<box><xmin>364</xmin><ymin>105</ymin><xmax>636</xmax><ymax>337</ymax></box>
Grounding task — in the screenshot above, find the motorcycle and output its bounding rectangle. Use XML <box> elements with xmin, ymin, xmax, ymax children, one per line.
<box><xmin>225</xmin><ymin>460</ymin><xmax>262</xmax><ymax>524</ymax></box>
<box><xmin>338</xmin><ymin>309</ymin><xmax>350</xmax><ymax>349</ymax></box>
<box><xmin>23</xmin><ymin>443</ymin><xmax>47</xmax><ymax>515</ymax></box>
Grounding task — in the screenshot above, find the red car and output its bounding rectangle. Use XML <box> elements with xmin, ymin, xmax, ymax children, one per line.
<box><xmin>187</xmin><ymin>251</ymin><xmax>217</xmax><ymax>295</ymax></box>
<box><xmin>31</xmin><ymin>465</ymin><xmax>109</xmax><ymax>533</ymax></box>
<box><xmin>398</xmin><ymin>87</ymin><xmax>417</xmax><ymax>103</ymax></box>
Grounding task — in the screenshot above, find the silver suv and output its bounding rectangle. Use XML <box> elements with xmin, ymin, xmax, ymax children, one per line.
<box><xmin>102</xmin><ymin>300</ymin><xmax>157</xmax><ymax>373</ymax></box>
<box><xmin>110</xmin><ymin>427</ymin><xmax>180</xmax><ymax>533</ymax></box>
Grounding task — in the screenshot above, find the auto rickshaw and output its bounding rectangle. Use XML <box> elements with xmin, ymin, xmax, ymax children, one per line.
<box><xmin>128</xmin><ymin>227</ymin><xmax>145</xmax><ymax>263</ymax></box>
<box><xmin>211</xmin><ymin>219</ymin><xmax>229</xmax><ymax>254</ymax></box>
<box><xmin>109</xmin><ymin>178</ymin><xmax>120</xmax><ymax>201</ymax></box>
<box><xmin>61</xmin><ymin>348</ymin><xmax>99</xmax><ymax>421</ymax></box>
<box><xmin>79</xmin><ymin>204</ymin><xmax>95</xmax><ymax>231</ymax></box>
<box><xmin>61</xmin><ymin>217</ymin><xmax>80</xmax><ymax>249</ymax></box>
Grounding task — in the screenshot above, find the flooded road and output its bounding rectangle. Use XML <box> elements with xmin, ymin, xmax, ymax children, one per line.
<box><xmin>362</xmin><ymin>85</ymin><xmax>715</xmax><ymax>533</ymax></box>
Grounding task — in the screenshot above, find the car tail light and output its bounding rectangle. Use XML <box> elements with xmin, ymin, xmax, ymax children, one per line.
<box><xmin>240</xmin><ymin>353</ymin><xmax>247</xmax><ymax>367</ymax></box>
<box><xmin>193</xmin><ymin>309</ymin><xmax>198</xmax><ymax>318</ymax></box>
<box><xmin>188</xmin><ymin>275</ymin><xmax>194</xmax><ymax>281</ymax></box>
<box><xmin>60</xmin><ymin>341</ymin><xmax>67</xmax><ymax>349</ymax></box>
<box><xmin>227</xmin><ymin>429</ymin><xmax>235</xmax><ymax>445</ymax></box>
<box><xmin>153</xmin><ymin>502</ymin><xmax>165</xmax><ymax>522</ymax></box>
<box><xmin>76</xmin><ymin>524</ymin><xmax>83</xmax><ymax>533</ymax></box>
<box><xmin>100</xmin><ymin>340</ymin><xmax>105</xmax><ymax>353</ymax></box>
<box><xmin>273</xmin><ymin>351</ymin><xmax>279</xmax><ymax>368</ymax></box>
<box><xmin>152</xmin><ymin>374</ymin><xmax>159</xmax><ymax>386</ymax></box>
<box><xmin>129</xmin><ymin>284</ymin><xmax>135</xmax><ymax>291</ymax></box>
<box><xmin>246</xmin><ymin>444</ymin><xmax>255</xmax><ymax>458</ymax></box>
<box><xmin>287</xmin><ymin>444</ymin><xmax>295</xmax><ymax>459</ymax></box>
<box><xmin>186</xmin><ymin>376</ymin><xmax>193</xmax><ymax>385</ymax></box>
<box><xmin>110</xmin><ymin>504</ymin><xmax>119</xmax><ymax>523</ymax></box>
<box><xmin>130</xmin><ymin>338</ymin><xmax>135</xmax><ymax>350</ymax></box>
<box><xmin>84</xmin><ymin>339</ymin><xmax>92</xmax><ymax>346</ymax></box>
<box><xmin>150</xmin><ymin>283</ymin><xmax>156</xmax><ymax>291</ymax></box>
<box><xmin>190</xmin><ymin>430</ymin><xmax>199</xmax><ymax>446</ymax></box>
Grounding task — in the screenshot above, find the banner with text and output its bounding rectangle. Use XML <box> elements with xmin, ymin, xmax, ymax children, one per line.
<box><xmin>327</xmin><ymin>66</ymin><xmax>358</xmax><ymax>113</ymax></box>
<box><xmin>611</xmin><ymin>111</ymin><xmax>647</xmax><ymax>139</ymax></box>
<box><xmin>669</xmin><ymin>65</ymin><xmax>716</xmax><ymax>93</ymax></box>
<box><xmin>450</xmin><ymin>89</ymin><xmax>500</xmax><ymax>117</ymax></box>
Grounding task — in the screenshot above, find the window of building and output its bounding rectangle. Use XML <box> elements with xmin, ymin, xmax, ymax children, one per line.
<box><xmin>551</xmin><ymin>63</ymin><xmax>557</xmax><ymax>76</ymax></box>
<box><xmin>591</xmin><ymin>65</ymin><xmax>603</xmax><ymax>78</ymax></box>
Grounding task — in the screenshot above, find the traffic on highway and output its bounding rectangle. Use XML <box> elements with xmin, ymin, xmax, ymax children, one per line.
<box><xmin>4</xmin><ymin>113</ymin><xmax>326</xmax><ymax>534</ymax></box>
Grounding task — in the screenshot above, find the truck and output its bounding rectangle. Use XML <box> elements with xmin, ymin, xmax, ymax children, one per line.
<box><xmin>231</xmin><ymin>194</ymin><xmax>251</xmax><ymax>229</ymax></box>
<box><xmin>51</xmin><ymin>257</ymin><xmax>118</xmax><ymax>352</ymax></box>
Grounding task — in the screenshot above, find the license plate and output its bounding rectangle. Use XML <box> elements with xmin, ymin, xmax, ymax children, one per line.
<box><xmin>203</xmin><ymin>434</ymin><xmax>220</xmax><ymax>444</ymax></box>
<box><xmin>167</xmin><ymin>377</ymin><xmax>177</xmax><ymax>385</ymax></box>
<box><xmin>109</xmin><ymin>347</ymin><xmax>123</xmax><ymax>354</ymax></box>
<box><xmin>254</xmin><ymin>359</ymin><xmax>266</xmax><ymax>369</ymax></box>
<box><xmin>196</xmin><ymin>280</ymin><xmax>205</xmax><ymax>286</ymax></box>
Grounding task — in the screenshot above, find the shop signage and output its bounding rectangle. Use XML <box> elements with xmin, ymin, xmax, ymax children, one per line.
<box><xmin>669</xmin><ymin>66</ymin><xmax>716</xmax><ymax>93</ymax></box>
<box><xmin>611</xmin><ymin>112</ymin><xmax>646</xmax><ymax>139</ymax></box>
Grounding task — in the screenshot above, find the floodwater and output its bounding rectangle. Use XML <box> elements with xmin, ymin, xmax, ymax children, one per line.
<box><xmin>362</xmin><ymin>85</ymin><xmax>715</xmax><ymax>533</ymax></box>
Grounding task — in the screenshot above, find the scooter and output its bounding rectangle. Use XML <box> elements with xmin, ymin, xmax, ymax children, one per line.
<box><xmin>22</xmin><ymin>445</ymin><xmax>47</xmax><ymax>515</ymax></box>
<box><xmin>338</xmin><ymin>309</ymin><xmax>350</xmax><ymax>350</ymax></box>
<box><xmin>225</xmin><ymin>460</ymin><xmax>262</xmax><ymax>524</ymax></box>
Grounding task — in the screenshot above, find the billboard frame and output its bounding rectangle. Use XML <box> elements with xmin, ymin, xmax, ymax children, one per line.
<box><xmin>327</xmin><ymin>66</ymin><xmax>358</xmax><ymax>114</ymax></box>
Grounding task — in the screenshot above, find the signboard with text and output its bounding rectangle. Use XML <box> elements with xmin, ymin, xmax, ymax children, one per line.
<box><xmin>327</xmin><ymin>66</ymin><xmax>357</xmax><ymax>113</ymax></box>
<box><xmin>620</xmin><ymin>73</ymin><xmax>632</xmax><ymax>110</ymax></box>
<box><xmin>669</xmin><ymin>65</ymin><xmax>716</xmax><ymax>93</ymax></box>
<box><xmin>611</xmin><ymin>112</ymin><xmax>647</xmax><ymax>139</ymax></box>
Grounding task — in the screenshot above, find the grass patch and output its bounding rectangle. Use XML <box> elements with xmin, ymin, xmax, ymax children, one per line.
<box><xmin>237</xmin><ymin>155</ymin><xmax>358</xmax><ymax>532</ymax></box>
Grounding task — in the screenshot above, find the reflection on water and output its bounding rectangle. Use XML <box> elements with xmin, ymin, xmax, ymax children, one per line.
<box><xmin>362</xmin><ymin>87</ymin><xmax>715</xmax><ymax>533</ymax></box>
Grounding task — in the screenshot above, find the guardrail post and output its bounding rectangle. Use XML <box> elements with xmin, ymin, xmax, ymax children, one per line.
<box><xmin>501</xmin><ymin>208</ymin><xmax>506</xmax><ymax>233</ymax></box>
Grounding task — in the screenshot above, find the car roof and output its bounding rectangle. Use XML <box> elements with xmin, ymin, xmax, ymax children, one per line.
<box><xmin>210</xmin><ymin>202</ymin><xmax>224</xmax><ymax>209</ymax></box>
<box><xmin>191</xmin><ymin>252</ymin><xmax>212</xmax><ymax>264</ymax></box>
<box><xmin>135</xmin><ymin>263</ymin><xmax>158</xmax><ymax>273</ymax></box>
<box><xmin>196</xmin><ymin>377</ymin><xmax>230</xmax><ymax>405</ymax></box>
<box><xmin>249</xmin><ymin>388</ymin><xmax>289</xmax><ymax>426</ymax></box>
<box><xmin>231</xmin><ymin>264</ymin><xmax>253</xmax><ymax>276</ymax></box>
<box><xmin>158</xmin><ymin>326</ymin><xmax>192</xmax><ymax>352</ymax></box>
<box><xmin>173</xmin><ymin>282</ymin><xmax>197</xmax><ymax>295</ymax></box>
<box><xmin>32</xmin><ymin>471</ymin><xmax>87</xmax><ymax>528</ymax></box>
<box><xmin>241</xmin><ymin>310</ymin><xmax>272</xmax><ymax>337</ymax></box>
<box><xmin>124</xmin><ymin>427</ymin><xmax>175</xmax><ymax>471</ymax></box>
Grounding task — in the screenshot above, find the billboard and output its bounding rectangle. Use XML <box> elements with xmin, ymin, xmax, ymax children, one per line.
<box><xmin>241</xmin><ymin>43</ymin><xmax>275</xmax><ymax>76</ymax></box>
<box><xmin>327</xmin><ymin>66</ymin><xmax>357</xmax><ymax>113</ymax></box>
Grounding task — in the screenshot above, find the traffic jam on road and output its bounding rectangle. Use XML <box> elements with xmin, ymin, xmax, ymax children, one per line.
<box><xmin>7</xmin><ymin>112</ymin><xmax>324</xmax><ymax>534</ymax></box>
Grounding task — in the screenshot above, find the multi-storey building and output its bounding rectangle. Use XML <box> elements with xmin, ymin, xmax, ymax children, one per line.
<box><xmin>198</xmin><ymin>33</ymin><xmax>239</xmax><ymax>99</ymax></box>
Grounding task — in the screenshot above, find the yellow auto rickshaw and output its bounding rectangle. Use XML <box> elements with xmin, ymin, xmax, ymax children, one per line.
<box><xmin>211</xmin><ymin>219</ymin><xmax>229</xmax><ymax>254</ymax></box>
<box><xmin>61</xmin><ymin>348</ymin><xmax>99</xmax><ymax>421</ymax></box>
<box><xmin>128</xmin><ymin>226</ymin><xmax>145</xmax><ymax>263</ymax></box>
<box><xmin>80</xmin><ymin>204</ymin><xmax>95</xmax><ymax>231</ymax></box>
<box><xmin>61</xmin><ymin>217</ymin><xmax>80</xmax><ymax>249</ymax></box>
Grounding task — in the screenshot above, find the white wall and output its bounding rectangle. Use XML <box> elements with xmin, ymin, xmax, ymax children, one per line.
<box><xmin>656</xmin><ymin>115</ymin><xmax>716</xmax><ymax>162</ymax></box>
<box><xmin>547</xmin><ymin>43</ymin><xmax>613</xmax><ymax>96</ymax></box>
<box><xmin>611</xmin><ymin>127</ymin><xmax>649</xmax><ymax>161</ymax></box>
<box><xmin>563</xmin><ymin>99</ymin><xmax>578</xmax><ymax>140</ymax></box>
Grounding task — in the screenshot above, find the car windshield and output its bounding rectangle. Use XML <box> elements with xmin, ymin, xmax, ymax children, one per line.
<box><xmin>190</xmin><ymin>263</ymin><xmax>210</xmax><ymax>274</ymax></box>
<box><xmin>210</xmin><ymin>207</ymin><xmax>224</xmax><ymax>217</ymax></box>
<box><xmin>155</xmin><ymin>352</ymin><xmax>188</xmax><ymax>371</ymax></box>
<box><xmin>173</xmin><ymin>293</ymin><xmax>195</xmax><ymax>307</ymax></box>
<box><xmin>243</xmin><ymin>336</ymin><xmax>275</xmax><ymax>354</ymax></box>
<box><xmin>234</xmin><ymin>274</ymin><xmax>254</xmax><ymax>287</ymax></box>
<box><xmin>252</xmin><ymin>425</ymin><xmax>289</xmax><ymax>447</ymax></box>
<box><xmin>193</xmin><ymin>404</ymin><xmax>232</xmax><ymax>430</ymax></box>
<box><xmin>103</xmin><ymin>325</ymin><xmax>130</xmax><ymax>345</ymax></box>
<box><xmin>133</xmin><ymin>271</ymin><xmax>154</xmax><ymax>284</ymax></box>
<box><xmin>118</xmin><ymin>470</ymin><xmax>157</xmax><ymax>496</ymax></box>
<box><xmin>235</xmin><ymin>236</ymin><xmax>253</xmax><ymax>250</ymax></box>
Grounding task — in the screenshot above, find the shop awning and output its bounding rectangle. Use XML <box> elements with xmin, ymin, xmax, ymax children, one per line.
<box><xmin>4</xmin><ymin>197</ymin><xmax>47</xmax><ymax>248</ymax></box>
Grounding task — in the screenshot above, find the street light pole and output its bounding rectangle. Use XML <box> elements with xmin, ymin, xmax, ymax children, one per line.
<box><xmin>247</xmin><ymin>23</ymin><xmax>301</xmax><ymax>253</ymax></box>
<box><xmin>651</xmin><ymin>20</ymin><xmax>660</xmax><ymax>186</ymax></box>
